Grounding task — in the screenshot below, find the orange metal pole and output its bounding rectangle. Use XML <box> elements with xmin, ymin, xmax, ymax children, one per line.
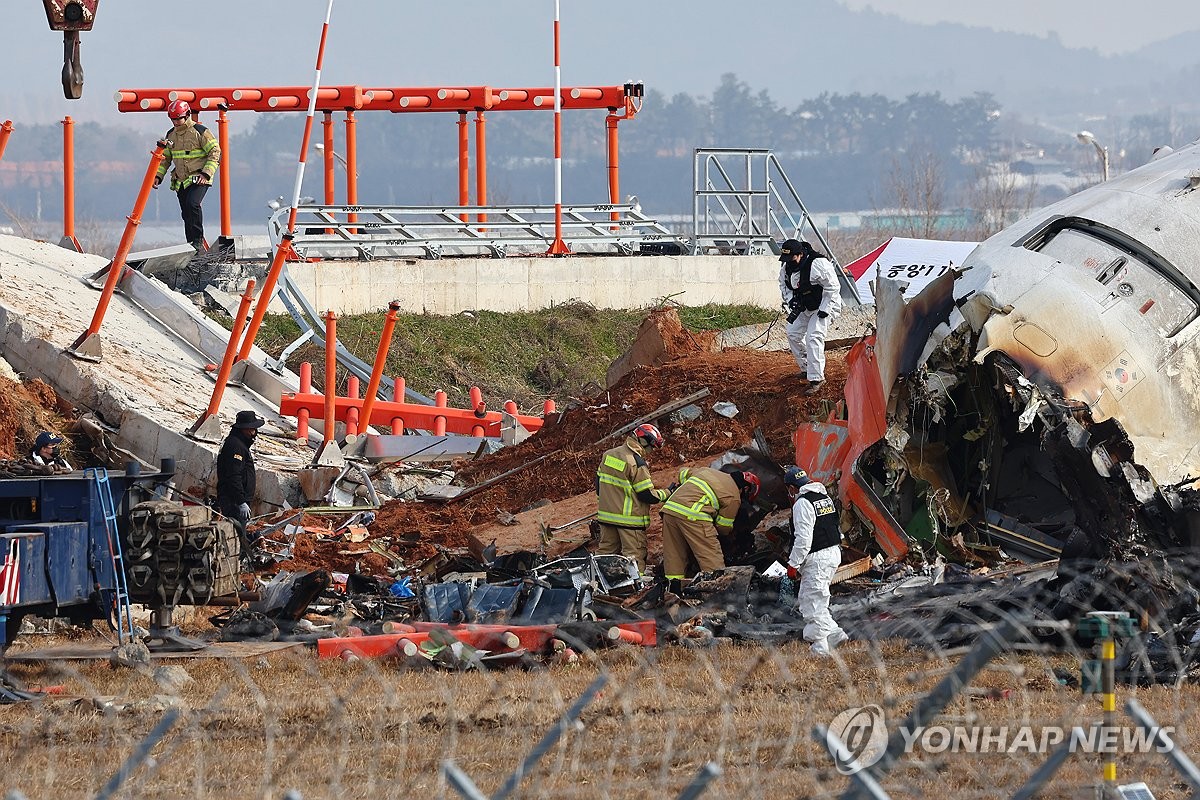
<box><xmin>297</xmin><ymin>361</ymin><xmax>312</xmax><ymax>439</ymax></box>
<box><xmin>391</xmin><ymin>376</ymin><xmax>405</xmax><ymax>434</ymax></box>
<box><xmin>200</xmin><ymin>279</ymin><xmax>256</xmax><ymax>420</ymax></box>
<box><xmin>344</xmin><ymin>110</ymin><xmax>358</xmax><ymax>231</ymax></box>
<box><xmin>217</xmin><ymin>108</ymin><xmax>232</xmax><ymax>240</ymax></box>
<box><xmin>359</xmin><ymin>300</ymin><xmax>401</xmax><ymax>435</ymax></box>
<box><xmin>547</xmin><ymin>3</ymin><xmax>570</xmax><ymax>255</ymax></box>
<box><xmin>322</xmin><ymin>111</ymin><xmax>335</xmax><ymax>205</ymax></box>
<box><xmin>470</xmin><ymin>386</ymin><xmax>485</xmax><ymax>436</ymax></box>
<box><xmin>322</xmin><ymin>111</ymin><xmax>335</xmax><ymax>234</ymax></box>
<box><xmin>457</xmin><ymin>112</ymin><xmax>469</xmax><ymax>222</ymax></box>
<box><xmin>323</xmin><ymin>310</ymin><xmax>337</xmax><ymax>446</ymax></box>
<box><xmin>346</xmin><ymin>375</ymin><xmax>360</xmax><ymax>436</ymax></box>
<box><xmin>62</xmin><ymin>116</ymin><xmax>80</xmax><ymax>250</ymax></box>
<box><xmin>606</xmin><ymin>113</ymin><xmax>620</xmax><ymax>224</ymax></box>
<box><xmin>236</xmin><ymin>233</ymin><xmax>292</xmax><ymax>361</ymax></box>
<box><xmin>71</xmin><ymin>144</ymin><xmax>166</xmax><ymax>347</ymax></box>
<box><xmin>434</xmin><ymin>390</ymin><xmax>448</xmax><ymax>436</ymax></box>
<box><xmin>0</xmin><ymin>120</ymin><xmax>13</xmax><ymax>162</ymax></box>
<box><xmin>475</xmin><ymin>110</ymin><xmax>488</xmax><ymax>228</ymax></box>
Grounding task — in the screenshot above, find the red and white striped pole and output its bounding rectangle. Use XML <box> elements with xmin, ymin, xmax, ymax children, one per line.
<box><xmin>236</xmin><ymin>0</ymin><xmax>335</xmax><ymax>362</ymax></box>
<box><xmin>546</xmin><ymin>0</ymin><xmax>570</xmax><ymax>255</ymax></box>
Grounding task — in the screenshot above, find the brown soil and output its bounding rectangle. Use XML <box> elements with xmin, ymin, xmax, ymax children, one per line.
<box><xmin>282</xmin><ymin>345</ymin><xmax>850</xmax><ymax>575</ymax></box>
<box><xmin>0</xmin><ymin>374</ymin><xmax>75</xmax><ymax>460</ymax></box>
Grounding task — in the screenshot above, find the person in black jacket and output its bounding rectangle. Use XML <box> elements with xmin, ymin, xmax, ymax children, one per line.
<box><xmin>217</xmin><ymin>410</ymin><xmax>264</xmax><ymax>545</ymax></box>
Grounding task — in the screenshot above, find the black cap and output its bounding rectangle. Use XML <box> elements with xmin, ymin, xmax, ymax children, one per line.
<box><xmin>779</xmin><ymin>238</ymin><xmax>803</xmax><ymax>262</ymax></box>
<box><xmin>234</xmin><ymin>410</ymin><xmax>266</xmax><ymax>429</ymax></box>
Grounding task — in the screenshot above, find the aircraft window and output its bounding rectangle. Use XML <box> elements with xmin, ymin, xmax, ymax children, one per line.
<box><xmin>1019</xmin><ymin>217</ymin><xmax>1200</xmax><ymax>337</ymax></box>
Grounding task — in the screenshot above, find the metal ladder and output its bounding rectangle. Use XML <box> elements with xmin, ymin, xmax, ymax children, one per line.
<box><xmin>87</xmin><ymin>468</ymin><xmax>134</xmax><ymax>645</ymax></box>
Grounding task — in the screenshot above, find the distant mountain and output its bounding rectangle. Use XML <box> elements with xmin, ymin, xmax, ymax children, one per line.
<box><xmin>1132</xmin><ymin>30</ymin><xmax>1200</xmax><ymax>70</ymax></box>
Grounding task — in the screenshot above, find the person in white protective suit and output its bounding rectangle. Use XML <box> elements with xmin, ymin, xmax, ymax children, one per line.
<box><xmin>783</xmin><ymin>466</ymin><xmax>848</xmax><ymax>655</ymax></box>
<box><xmin>778</xmin><ymin>238</ymin><xmax>842</xmax><ymax>395</ymax></box>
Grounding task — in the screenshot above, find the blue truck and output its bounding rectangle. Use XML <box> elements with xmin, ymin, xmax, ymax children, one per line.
<box><xmin>0</xmin><ymin>465</ymin><xmax>175</xmax><ymax>650</ymax></box>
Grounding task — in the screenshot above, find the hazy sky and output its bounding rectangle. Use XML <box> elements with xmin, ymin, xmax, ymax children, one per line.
<box><xmin>839</xmin><ymin>0</ymin><xmax>1197</xmax><ymax>53</ymax></box>
<box><xmin>1</xmin><ymin>0</ymin><xmax>1196</xmax><ymax>130</ymax></box>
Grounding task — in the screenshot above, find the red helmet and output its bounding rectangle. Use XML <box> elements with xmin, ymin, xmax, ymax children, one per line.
<box><xmin>740</xmin><ymin>471</ymin><xmax>761</xmax><ymax>502</ymax></box>
<box><xmin>167</xmin><ymin>99</ymin><xmax>192</xmax><ymax>120</ymax></box>
<box><xmin>633</xmin><ymin>423</ymin><xmax>664</xmax><ymax>449</ymax></box>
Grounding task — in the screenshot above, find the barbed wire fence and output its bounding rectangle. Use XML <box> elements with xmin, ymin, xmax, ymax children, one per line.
<box><xmin>2</xmin><ymin>553</ymin><xmax>1200</xmax><ymax>800</ymax></box>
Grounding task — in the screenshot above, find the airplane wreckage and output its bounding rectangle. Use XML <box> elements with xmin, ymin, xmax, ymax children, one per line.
<box><xmin>801</xmin><ymin>142</ymin><xmax>1200</xmax><ymax>625</ymax></box>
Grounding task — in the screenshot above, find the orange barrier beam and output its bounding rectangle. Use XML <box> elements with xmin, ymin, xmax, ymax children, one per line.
<box><xmin>68</xmin><ymin>143</ymin><xmax>166</xmax><ymax>358</ymax></box>
<box><xmin>61</xmin><ymin>116</ymin><xmax>81</xmax><ymax>251</ymax></box>
<box><xmin>0</xmin><ymin>120</ymin><xmax>12</xmax><ymax>162</ymax></box>
<box><xmin>357</xmin><ymin>300</ymin><xmax>400</xmax><ymax>435</ymax></box>
<box><xmin>318</xmin><ymin>620</ymin><xmax>656</xmax><ymax>660</ymax></box>
<box><xmin>115</xmin><ymin>86</ymin><xmax>366</xmax><ymax>114</ymax></box>
<box><xmin>189</xmin><ymin>279</ymin><xmax>256</xmax><ymax>437</ymax></box>
<box><xmin>217</xmin><ymin>108</ymin><xmax>232</xmax><ymax>239</ymax></box>
<box><xmin>279</xmin><ymin>386</ymin><xmax>546</xmax><ymax>436</ymax></box>
<box><xmin>117</xmin><ymin>85</ymin><xmax>635</xmax><ymax>116</ymax></box>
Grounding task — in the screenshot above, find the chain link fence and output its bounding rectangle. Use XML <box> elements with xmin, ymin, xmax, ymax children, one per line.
<box><xmin>3</xmin><ymin>553</ymin><xmax>1200</xmax><ymax>800</ymax></box>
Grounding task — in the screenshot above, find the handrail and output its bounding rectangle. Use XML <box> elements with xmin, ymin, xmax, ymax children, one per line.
<box><xmin>268</xmin><ymin>202</ymin><xmax>685</xmax><ymax>260</ymax></box>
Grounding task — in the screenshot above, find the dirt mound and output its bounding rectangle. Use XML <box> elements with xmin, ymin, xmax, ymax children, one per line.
<box><xmin>338</xmin><ymin>346</ymin><xmax>850</xmax><ymax>573</ymax></box>
<box><xmin>604</xmin><ymin>307</ymin><xmax>718</xmax><ymax>388</ymax></box>
<box><xmin>0</xmin><ymin>374</ymin><xmax>75</xmax><ymax>460</ymax></box>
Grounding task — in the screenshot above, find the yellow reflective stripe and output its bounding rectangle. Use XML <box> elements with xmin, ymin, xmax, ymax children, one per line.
<box><xmin>603</xmin><ymin>454</ymin><xmax>627</xmax><ymax>472</ymax></box>
<box><xmin>631</xmin><ymin>477</ymin><xmax>653</xmax><ymax>492</ymax></box>
<box><xmin>692</xmin><ymin>477</ymin><xmax>719</xmax><ymax>508</ymax></box>
<box><xmin>663</xmin><ymin>476</ymin><xmax>721</xmax><ymax>522</ymax></box>
<box><xmin>201</xmin><ymin>139</ymin><xmax>217</xmax><ymax>153</ymax></box>
<box><xmin>596</xmin><ymin>510</ymin><xmax>650</xmax><ymax>527</ymax></box>
<box><xmin>172</xmin><ymin>149</ymin><xmax>209</xmax><ymax>159</ymax></box>
<box><xmin>662</xmin><ymin>499</ymin><xmax>712</xmax><ymax>522</ymax></box>
<box><xmin>715</xmin><ymin>515</ymin><xmax>735</xmax><ymax>528</ymax></box>
<box><xmin>597</xmin><ymin>473</ymin><xmax>631</xmax><ymax>488</ymax></box>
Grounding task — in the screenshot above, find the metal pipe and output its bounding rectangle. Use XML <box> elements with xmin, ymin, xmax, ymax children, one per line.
<box><xmin>237</xmin><ymin>0</ymin><xmax>335</xmax><ymax>362</ymax></box>
<box><xmin>217</xmin><ymin>107</ymin><xmax>232</xmax><ymax>239</ymax></box>
<box><xmin>606</xmin><ymin>113</ymin><xmax>619</xmax><ymax>224</ymax></box>
<box><xmin>1101</xmin><ymin>632</ymin><xmax>1117</xmax><ymax>788</ymax></box>
<box><xmin>323</xmin><ymin>310</ymin><xmax>337</xmax><ymax>446</ymax></box>
<box><xmin>474</xmin><ymin>110</ymin><xmax>487</xmax><ymax>228</ymax></box>
<box><xmin>344</xmin><ymin>109</ymin><xmax>358</xmax><ymax>231</ymax></box>
<box><xmin>322</xmin><ymin>110</ymin><xmax>335</xmax><ymax>234</ymax></box>
<box><xmin>0</xmin><ymin>120</ymin><xmax>13</xmax><ymax>163</ymax></box>
<box><xmin>198</xmin><ymin>279</ymin><xmax>256</xmax><ymax>423</ymax></box>
<box><xmin>546</xmin><ymin>1</ymin><xmax>569</xmax><ymax>255</ymax></box>
<box><xmin>297</xmin><ymin>361</ymin><xmax>312</xmax><ymax>439</ymax></box>
<box><xmin>61</xmin><ymin>115</ymin><xmax>80</xmax><ymax>250</ymax></box>
<box><xmin>358</xmin><ymin>300</ymin><xmax>401</xmax><ymax>436</ymax></box>
<box><xmin>235</xmin><ymin>233</ymin><xmax>291</xmax><ymax>361</ymax></box>
<box><xmin>457</xmin><ymin>112</ymin><xmax>469</xmax><ymax>222</ymax></box>
<box><xmin>434</xmin><ymin>389</ymin><xmax>447</xmax><ymax>436</ymax></box>
<box><xmin>1126</xmin><ymin>698</ymin><xmax>1200</xmax><ymax>792</ymax></box>
<box><xmin>847</xmin><ymin>619</ymin><xmax>1020</xmax><ymax>796</ymax></box>
<box><xmin>391</xmin><ymin>376</ymin><xmax>405</xmax><ymax>434</ymax></box>
<box><xmin>345</xmin><ymin>375</ymin><xmax>360</xmax><ymax>436</ymax></box>
<box><xmin>71</xmin><ymin>143</ymin><xmax>166</xmax><ymax>348</ymax></box>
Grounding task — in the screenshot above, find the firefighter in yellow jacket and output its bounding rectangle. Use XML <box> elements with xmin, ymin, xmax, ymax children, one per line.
<box><xmin>661</xmin><ymin>466</ymin><xmax>760</xmax><ymax>583</ymax></box>
<box><xmin>154</xmin><ymin>100</ymin><xmax>221</xmax><ymax>249</ymax></box>
<box><xmin>595</xmin><ymin>423</ymin><xmax>667</xmax><ymax>574</ymax></box>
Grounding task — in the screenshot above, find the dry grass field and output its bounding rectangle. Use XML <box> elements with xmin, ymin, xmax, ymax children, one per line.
<box><xmin>3</xmin><ymin>634</ymin><xmax>1199</xmax><ymax>800</ymax></box>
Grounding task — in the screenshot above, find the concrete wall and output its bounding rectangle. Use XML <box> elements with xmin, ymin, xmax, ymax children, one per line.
<box><xmin>271</xmin><ymin>254</ymin><xmax>781</xmax><ymax>315</ymax></box>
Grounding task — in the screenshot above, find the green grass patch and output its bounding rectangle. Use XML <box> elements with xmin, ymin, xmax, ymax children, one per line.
<box><xmin>243</xmin><ymin>302</ymin><xmax>777</xmax><ymax>411</ymax></box>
